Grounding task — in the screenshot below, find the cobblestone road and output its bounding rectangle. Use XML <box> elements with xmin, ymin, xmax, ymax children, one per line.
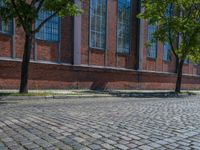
<box><xmin>1</xmin><ymin>96</ymin><xmax>200</xmax><ymax>150</ymax></box>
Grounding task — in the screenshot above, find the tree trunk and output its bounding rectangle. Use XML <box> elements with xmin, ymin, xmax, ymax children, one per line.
<box><xmin>19</xmin><ymin>33</ymin><xmax>33</xmax><ymax>93</ymax></box>
<box><xmin>175</xmin><ymin>59</ymin><xmax>184</xmax><ymax>93</ymax></box>
<box><xmin>175</xmin><ymin>57</ymin><xmax>179</xmax><ymax>73</ymax></box>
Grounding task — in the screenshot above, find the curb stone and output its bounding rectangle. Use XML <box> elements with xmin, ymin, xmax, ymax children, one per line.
<box><xmin>0</xmin><ymin>95</ymin><xmax>112</xmax><ymax>101</ymax></box>
<box><xmin>0</xmin><ymin>91</ymin><xmax>197</xmax><ymax>101</ymax></box>
<box><xmin>108</xmin><ymin>92</ymin><xmax>196</xmax><ymax>98</ymax></box>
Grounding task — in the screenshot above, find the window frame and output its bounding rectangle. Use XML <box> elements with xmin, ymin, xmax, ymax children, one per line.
<box><xmin>184</xmin><ymin>59</ymin><xmax>189</xmax><ymax>64</ymax></box>
<box><xmin>147</xmin><ymin>24</ymin><xmax>157</xmax><ymax>59</ymax></box>
<box><xmin>0</xmin><ymin>2</ymin><xmax>14</xmax><ymax>35</ymax></box>
<box><xmin>35</xmin><ymin>10</ymin><xmax>61</xmax><ymax>42</ymax></box>
<box><xmin>163</xmin><ymin>42</ymin><xmax>172</xmax><ymax>62</ymax></box>
<box><xmin>0</xmin><ymin>19</ymin><xmax>14</xmax><ymax>36</ymax></box>
<box><xmin>89</xmin><ymin>0</ymin><xmax>108</xmax><ymax>50</ymax></box>
<box><xmin>116</xmin><ymin>0</ymin><xmax>132</xmax><ymax>54</ymax></box>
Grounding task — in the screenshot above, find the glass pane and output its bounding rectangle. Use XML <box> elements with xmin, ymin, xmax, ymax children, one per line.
<box><xmin>0</xmin><ymin>1</ymin><xmax>13</xmax><ymax>34</ymax></box>
<box><xmin>163</xmin><ymin>43</ymin><xmax>171</xmax><ymax>61</ymax></box>
<box><xmin>36</xmin><ymin>10</ymin><xmax>60</xmax><ymax>41</ymax></box>
<box><xmin>117</xmin><ymin>0</ymin><xmax>131</xmax><ymax>53</ymax></box>
<box><xmin>147</xmin><ymin>25</ymin><xmax>157</xmax><ymax>58</ymax></box>
<box><xmin>89</xmin><ymin>0</ymin><xmax>107</xmax><ymax>49</ymax></box>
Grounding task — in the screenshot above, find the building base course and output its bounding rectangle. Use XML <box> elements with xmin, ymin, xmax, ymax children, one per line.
<box><xmin>0</xmin><ymin>60</ymin><xmax>200</xmax><ymax>90</ymax></box>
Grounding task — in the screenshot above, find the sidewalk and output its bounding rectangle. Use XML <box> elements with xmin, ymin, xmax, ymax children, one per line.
<box><xmin>0</xmin><ymin>89</ymin><xmax>111</xmax><ymax>101</ymax></box>
<box><xmin>0</xmin><ymin>89</ymin><xmax>198</xmax><ymax>101</ymax></box>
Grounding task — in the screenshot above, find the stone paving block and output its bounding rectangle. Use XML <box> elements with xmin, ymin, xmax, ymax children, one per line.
<box><xmin>118</xmin><ymin>140</ymin><xmax>129</xmax><ymax>145</ymax></box>
<box><xmin>104</xmin><ymin>139</ymin><xmax>116</xmax><ymax>145</ymax></box>
<box><xmin>155</xmin><ymin>140</ymin><xmax>168</xmax><ymax>145</ymax></box>
<box><xmin>80</xmin><ymin>147</ymin><xmax>91</xmax><ymax>150</ymax></box>
<box><xmin>127</xmin><ymin>143</ymin><xmax>138</xmax><ymax>148</ymax></box>
<box><xmin>24</xmin><ymin>143</ymin><xmax>40</xmax><ymax>149</ymax></box>
<box><xmin>128</xmin><ymin>135</ymin><xmax>141</xmax><ymax>140</ymax></box>
<box><xmin>120</xmin><ymin>136</ymin><xmax>132</xmax><ymax>141</ymax></box>
<box><xmin>1</xmin><ymin>96</ymin><xmax>200</xmax><ymax>150</ymax></box>
<box><xmin>138</xmin><ymin>145</ymin><xmax>153</xmax><ymax>150</ymax></box>
<box><xmin>148</xmin><ymin>142</ymin><xmax>162</xmax><ymax>148</ymax></box>
<box><xmin>101</xmin><ymin>143</ymin><xmax>114</xmax><ymax>149</ymax></box>
<box><xmin>74</xmin><ymin>137</ymin><xmax>85</xmax><ymax>143</ymax></box>
<box><xmin>88</xmin><ymin>144</ymin><xmax>102</xmax><ymax>150</ymax></box>
<box><xmin>54</xmin><ymin>142</ymin><xmax>73</xmax><ymax>150</ymax></box>
<box><xmin>114</xmin><ymin>144</ymin><xmax>129</xmax><ymax>150</ymax></box>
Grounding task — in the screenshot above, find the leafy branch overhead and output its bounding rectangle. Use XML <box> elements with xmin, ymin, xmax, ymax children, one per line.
<box><xmin>0</xmin><ymin>0</ymin><xmax>83</xmax><ymax>34</ymax></box>
<box><xmin>138</xmin><ymin>0</ymin><xmax>200</xmax><ymax>63</ymax></box>
<box><xmin>138</xmin><ymin>0</ymin><xmax>200</xmax><ymax>93</ymax></box>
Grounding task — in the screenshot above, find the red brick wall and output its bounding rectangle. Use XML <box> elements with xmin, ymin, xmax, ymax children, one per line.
<box><xmin>81</xmin><ymin>0</ymin><xmax>138</xmax><ymax>69</ymax></box>
<box><xmin>15</xmin><ymin>27</ymin><xmax>25</xmax><ymax>58</ymax></box>
<box><xmin>2</xmin><ymin>17</ymin><xmax>73</xmax><ymax>63</ymax></box>
<box><xmin>0</xmin><ymin>34</ymin><xmax>12</xmax><ymax>57</ymax></box>
<box><xmin>60</xmin><ymin>17</ymin><xmax>74</xmax><ymax>64</ymax></box>
<box><xmin>0</xmin><ymin>1</ymin><xmax>200</xmax><ymax>90</ymax></box>
<box><xmin>0</xmin><ymin>60</ymin><xmax>200</xmax><ymax>90</ymax></box>
<box><xmin>81</xmin><ymin>2</ymin><xmax>90</xmax><ymax>65</ymax></box>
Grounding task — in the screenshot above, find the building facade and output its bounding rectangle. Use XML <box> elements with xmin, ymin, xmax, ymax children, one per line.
<box><xmin>0</xmin><ymin>0</ymin><xmax>200</xmax><ymax>90</ymax></box>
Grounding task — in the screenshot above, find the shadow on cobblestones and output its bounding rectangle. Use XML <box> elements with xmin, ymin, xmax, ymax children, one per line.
<box><xmin>109</xmin><ymin>91</ymin><xmax>196</xmax><ymax>98</ymax></box>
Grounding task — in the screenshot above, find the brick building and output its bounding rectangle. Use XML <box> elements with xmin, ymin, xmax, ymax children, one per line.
<box><xmin>0</xmin><ymin>0</ymin><xmax>200</xmax><ymax>90</ymax></box>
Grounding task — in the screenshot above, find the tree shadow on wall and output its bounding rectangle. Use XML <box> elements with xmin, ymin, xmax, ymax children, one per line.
<box><xmin>90</xmin><ymin>81</ymin><xmax>108</xmax><ymax>90</ymax></box>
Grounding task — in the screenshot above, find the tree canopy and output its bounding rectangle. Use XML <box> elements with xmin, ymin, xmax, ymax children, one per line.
<box><xmin>138</xmin><ymin>0</ymin><xmax>200</xmax><ymax>63</ymax></box>
<box><xmin>0</xmin><ymin>0</ymin><xmax>83</xmax><ymax>93</ymax></box>
<box><xmin>0</xmin><ymin>0</ymin><xmax>82</xmax><ymax>34</ymax></box>
<box><xmin>138</xmin><ymin>0</ymin><xmax>200</xmax><ymax>92</ymax></box>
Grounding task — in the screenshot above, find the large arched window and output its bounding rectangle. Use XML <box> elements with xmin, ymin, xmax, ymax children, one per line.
<box><xmin>36</xmin><ymin>11</ymin><xmax>60</xmax><ymax>42</ymax></box>
<box><xmin>89</xmin><ymin>0</ymin><xmax>107</xmax><ymax>49</ymax></box>
<box><xmin>117</xmin><ymin>0</ymin><xmax>132</xmax><ymax>53</ymax></box>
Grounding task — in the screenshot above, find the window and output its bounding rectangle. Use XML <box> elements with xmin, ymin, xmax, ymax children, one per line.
<box><xmin>163</xmin><ymin>4</ymin><xmax>173</xmax><ymax>61</ymax></box>
<box><xmin>0</xmin><ymin>1</ymin><xmax>13</xmax><ymax>34</ymax></box>
<box><xmin>117</xmin><ymin>0</ymin><xmax>131</xmax><ymax>53</ymax></box>
<box><xmin>147</xmin><ymin>25</ymin><xmax>157</xmax><ymax>58</ymax></box>
<box><xmin>0</xmin><ymin>19</ymin><xmax>13</xmax><ymax>34</ymax></box>
<box><xmin>163</xmin><ymin>43</ymin><xmax>171</xmax><ymax>61</ymax></box>
<box><xmin>165</xmin><ymin>4</ymin><xmax>173</xmax><ymax>17</ymax></box>
<box><xmin>184</xmin><ymin>59</ymin><xmax>189</xmax><ymax>64</ymax></box>
<box><xmin>36</xmin><ymin>10</ymin><xmax>60</xmax><ymax>41</ymax></box>
<box><xmin>89</xmin><ymin>0</ymin><xmax>107</xmax><ymax>49</ymax></box>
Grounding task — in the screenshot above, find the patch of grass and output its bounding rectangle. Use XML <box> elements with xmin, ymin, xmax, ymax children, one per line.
<box><xmin>0</xmin><ymin>92</ymin><xmax>53</xmax><ymax>97</ymax></box>
<box><xmin>177</xmin><ymin>91</ymin><xmax>196</xmax><ymax>95</ymax></box>
<box><xmin>0</xmin><ymin>92</ymin><xmax>83</xmax><ymax>97</ymax></box>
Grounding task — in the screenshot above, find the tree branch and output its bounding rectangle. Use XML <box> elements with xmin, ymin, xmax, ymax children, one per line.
<box><xmin>10</xmin><ymin>0</ymin><xmax>27</xmax><ymax>31</ymax></box>
<box><xmin>32</xmin><ymin>11</ymin><xmax>58</xmax><ymax>34</ymax></box>
<box><xmin>36</xmin><ymin>0</ymin><xmax>45</xmax><ymax>14</ymax></box>
<box><xmin>31</xmin><ymin>0</ymin><xmax>40</xmax><ymax>6</ymax></box>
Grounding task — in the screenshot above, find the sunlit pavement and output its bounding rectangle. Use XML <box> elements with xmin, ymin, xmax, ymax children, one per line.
<box><xmin>0</xmin><ymin>96</ymin><xmax>200</xmax><ymax>150</ymax></box>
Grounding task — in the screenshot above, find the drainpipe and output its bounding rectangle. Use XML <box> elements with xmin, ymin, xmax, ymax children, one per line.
<box><xmin>138</xmin><ymin>1</ymin><xmax>145</xmax><ymax>71</ymax></box>
<box><xmin>73</xmin><ymin>0</ymin><xmax>82</xmax><ymax>65</ymax></box>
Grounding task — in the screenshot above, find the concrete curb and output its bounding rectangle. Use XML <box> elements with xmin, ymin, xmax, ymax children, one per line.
<box><xmin>0</xmin><ymin>91</ymin><xmax>197</xmax><ymax>101</ymax></box>
<box><xmin>108</xmin><ymin>92</ymin><xmax>196</xmax><ymax>98</ymax></box>
<box><xmin>0</xmin><ymin>95</ymin><xmax>112</xmax><ymax>101</ymax></box>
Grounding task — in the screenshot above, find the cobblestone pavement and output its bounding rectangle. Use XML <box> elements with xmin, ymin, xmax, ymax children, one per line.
<box><xmin>1</xmin><ymin>96</ymin><xmax>200</xmax><ymax>150</ymax></box>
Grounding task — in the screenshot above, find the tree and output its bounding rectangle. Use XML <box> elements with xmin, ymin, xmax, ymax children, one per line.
<box><xmin>138</xmin><ymin>0</ymin><xmax>200</xmax><ymax>93</ymax></box>
<box><xmin>0</xmin><ymin>0</ymin><xmax>82</xmax><ymax>93</ymax></box>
